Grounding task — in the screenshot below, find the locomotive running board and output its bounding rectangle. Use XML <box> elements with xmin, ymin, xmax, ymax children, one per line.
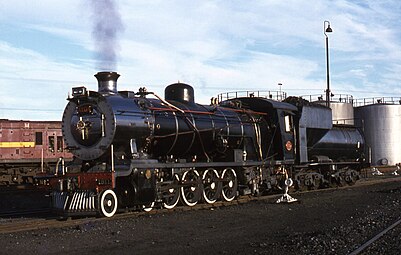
<box><xmin>130</xmin><ymin>159</ymin><xmax>293</xmax><ymax>169</ymax></box>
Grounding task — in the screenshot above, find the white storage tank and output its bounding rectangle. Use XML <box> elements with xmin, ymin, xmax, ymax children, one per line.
<box><xmin>330</xmin><ymin>101</ymin><xmax>354</xmax><ymax>125</ymax></box>
<box><xmin>306</xmin><ymin>94</ymin><xmax>354</xmax><ymax>125</ymax></box>
<box><xmin>354</xmin><ymin>98</ymin><xmax>401</xmax><ymax>166</ymax></box>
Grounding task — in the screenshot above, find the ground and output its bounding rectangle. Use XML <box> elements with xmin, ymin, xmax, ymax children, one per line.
<box><xmin>1</xmin><ymin>177</ymin><xmax>401</xmax><ymax>254</ymax></box>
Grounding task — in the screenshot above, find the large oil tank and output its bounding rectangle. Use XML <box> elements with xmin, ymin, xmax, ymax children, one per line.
<box><xmin>330</xmin><ymin>101</ymin><xmax>354</xmax><ymax>125</ymax></box>
<box><xmin>355</xmin><ymin>99</ymin><xmax>401</xmax><ymax>166</ymax></box>
<box><xmin>307</xmin><ymin>95</ymin><xmax>355</xmax><ymax>125</ymax></box>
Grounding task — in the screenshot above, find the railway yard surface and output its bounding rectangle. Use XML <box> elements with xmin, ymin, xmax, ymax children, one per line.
<box><xmin>1</xmin><ymin>175</ymin><xmax>401</xmax><ymax>254</ymax></box>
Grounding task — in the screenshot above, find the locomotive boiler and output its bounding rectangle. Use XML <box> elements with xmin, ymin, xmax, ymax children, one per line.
<box><xmin>41</xmin><ymin>72</ymin><xmax>365</xmax><ymax>217</ymax></box>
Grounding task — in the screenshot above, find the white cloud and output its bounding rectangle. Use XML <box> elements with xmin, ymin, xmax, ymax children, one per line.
<box><xmin>0</xmin><ymin>41</ymin><xmax>95</xmax><ymax>120</ymax></box>
<box><xmin>2</xmin><ymin>1</ymin><xmax>401</xmax><ymax>120</ymax></box>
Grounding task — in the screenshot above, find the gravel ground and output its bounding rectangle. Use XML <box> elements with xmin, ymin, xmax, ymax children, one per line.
<box><xmin>1</xmin><ymin>177</ymin><xmax>401</xmax><ymax>255</ymax></box>
<box><xmin>0</xmin><ymin>188</ymin><xmax>49</xmax><ymax>213</ymax></box>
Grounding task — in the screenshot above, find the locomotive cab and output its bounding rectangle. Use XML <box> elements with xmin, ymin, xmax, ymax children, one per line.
<box><xmin>220</xmin><ymin>97</ymin><xmax>297</xmax><ymax>164</ymax></box>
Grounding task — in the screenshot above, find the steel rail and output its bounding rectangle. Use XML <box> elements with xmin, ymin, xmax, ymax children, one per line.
<box><xmin>349</xmin><ymin>218</ymin><xmax>401</xmax><ymax>255</ymax></box>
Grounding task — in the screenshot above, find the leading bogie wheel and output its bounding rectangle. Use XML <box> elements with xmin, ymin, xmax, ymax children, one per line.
<box><xmin>221</xmin><ymin>168</ymin><xmax>238</xmax><ymax>202</ymax></box>
<box><xmin>142</xmin><ymin>202</ymin><xmax>155</xmax><ymax>212</ymax></box>
<box><xmin>99</xmin><ymin>189</ymin><xmax>118</xmax><ymax>217</ymax></box>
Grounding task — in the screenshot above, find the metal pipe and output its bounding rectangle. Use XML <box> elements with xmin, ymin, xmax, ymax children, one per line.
<box><xmin>111</xmin><ymin>144</ymin><xmax>115</xmax><ymax>172</ymax></box>
<box><xmin>55</xmin><ymin>157</ymin><xmax>65</xmax><ymax>176</ymax></box>
<box><xmin>325</xmin><ymin>34</ymin><xmax>330</xmax><ymax>108</ymax></box>
<box><xmin>41</xmin><ymin>148</ymin><xmax>44</xmax><ymax>173</ymax></box>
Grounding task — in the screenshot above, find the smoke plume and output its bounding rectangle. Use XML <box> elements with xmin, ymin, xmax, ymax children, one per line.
<box><xmin>90</xmin><ymin>0</ymin><xmax>123</xmax><ymax>71</ymax></box>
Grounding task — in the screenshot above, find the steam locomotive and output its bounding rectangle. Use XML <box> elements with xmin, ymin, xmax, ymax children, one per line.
<box><xmin>38</xmin><ymin>72</ymin><xmax>366</xmax><ymax>217</ymax></box>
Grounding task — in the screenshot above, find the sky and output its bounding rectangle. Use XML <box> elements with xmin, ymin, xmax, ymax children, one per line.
<box><xmin>1</xmin><ymin>0</ymin><xmax>401</xmax><ymax>120</ymax></box>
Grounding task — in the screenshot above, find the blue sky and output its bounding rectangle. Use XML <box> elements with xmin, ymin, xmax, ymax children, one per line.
<box><xmin>1</xmin><ymin>0</ymin><xmax>401</xmax><ymax>120</ymax></box>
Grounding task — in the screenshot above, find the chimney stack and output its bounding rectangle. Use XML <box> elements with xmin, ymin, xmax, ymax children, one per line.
<box><xmin>95</xmin><ymin>71</ymin><xmax>120</xmax><ymax>93</ymax></box>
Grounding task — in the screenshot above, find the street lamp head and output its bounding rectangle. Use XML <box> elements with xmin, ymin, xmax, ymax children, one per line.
<box><xmin>325</xmin><ymin>25</ymin><xmax>333</xmax><ymax>33</ymax></box>
<box><xmin>324</xmin><ymin>20</ymin><xmax>333</xmax><ymax>36</ymax></box>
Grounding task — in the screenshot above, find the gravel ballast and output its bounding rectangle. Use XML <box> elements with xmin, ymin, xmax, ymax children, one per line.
<box><xmin>1</xmin><ymin>178</ymin><xmax>401</xmax><ymax>255</ymax></box>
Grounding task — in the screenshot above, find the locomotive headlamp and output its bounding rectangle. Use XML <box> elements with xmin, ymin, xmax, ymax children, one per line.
<box><xmin>72</xmin><ymin>86</ymin><xmax>87</xmax><ymax>97</ymax></box>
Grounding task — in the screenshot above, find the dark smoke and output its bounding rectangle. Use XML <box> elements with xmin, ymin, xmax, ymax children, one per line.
<box><xmin>90</xmin><ymin>0</ymin><xmax>123</xmax><ymax>71</ymax></box>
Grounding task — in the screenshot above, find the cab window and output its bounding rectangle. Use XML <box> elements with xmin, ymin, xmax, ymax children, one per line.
<box><xmin>284</xmin><ymin>115</ymin><xmax>293</xmax><ymax>133</ymax></box>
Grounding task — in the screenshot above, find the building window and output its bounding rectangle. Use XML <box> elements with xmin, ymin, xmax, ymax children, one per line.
<box><xmin>57</xmin><ymin>136</ymin><xmax>63</xmax><ymax>152</ymax></box>
<box><xmin>48</xmin><ymin>136</ymin><xmax>55</xmax><ymax>152</ymax></box>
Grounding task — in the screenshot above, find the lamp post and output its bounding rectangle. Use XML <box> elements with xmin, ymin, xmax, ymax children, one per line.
<box><xmin>278</xmin><ymin>83</ymin><xmax>282</xmax><ymax>100</ymax></box>
<box><xmin>324</xmin><ymin>20</ymin><xmax>333</xmax><ymax>108</ymax></box>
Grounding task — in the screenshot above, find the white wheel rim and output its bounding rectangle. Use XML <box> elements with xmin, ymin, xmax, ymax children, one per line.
<box><xmin>222</xmin><ymin>168</ymin><xmax>237</xmax><ymax>202</ymax></box>
<box><xmin>163</xmin><ymin>200</ymin><xmax>179</xmax><ymax>209</ymax></box>
<box><xmin>181</xmin><ymin>170</ymin><xmax>200</xmax><ymax>207</ymax></box>
<box><xmin>202</xmin><ymin>169</ymin><xmax>219</xmax><ymax>204</ymax></box>
<box><xmin>100</xmin><ymin>189</ymin><xmax>118</xmax><ymax>217</ymax></box>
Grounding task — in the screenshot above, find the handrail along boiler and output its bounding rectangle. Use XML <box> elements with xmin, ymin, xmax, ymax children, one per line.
<box><xmin>41</xmin><ymin>72</ymin><xmax>366</xmax><ymax>217</ymax></box>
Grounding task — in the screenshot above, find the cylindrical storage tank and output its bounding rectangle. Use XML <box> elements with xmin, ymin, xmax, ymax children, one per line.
<box><xmin>330</xmin><ymin>101</ymin><xmax>354</xmax><ymax>125</ymax></box>
<box><xmin>313</xmin><ymin>100</ymin><xmax>354</xmax><ymax>125</ymax></box>
<box><xmin>355</xmin><ymin>103</ymin><xmax>401</xmax><ymax>166</ymax></box>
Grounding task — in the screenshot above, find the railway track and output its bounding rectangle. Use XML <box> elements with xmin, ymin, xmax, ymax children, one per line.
<box><xmin>0</xmin><ymin>195</ymin><xmax>265</xmax><ymax>234</ymax></box>
<box><xmin>0</xmin><ymin>176</ymin><xmax>399</xmax><ymax>235</ymax></box>
<box><xmin>0</xmin><ymin>208</ymin><xmax>50</xmax><ymax>218</ymax></box>
<box><xmin>349</xmin><ymin>217</ymin><xmax>401</xmax><ymax>255</ymax></box>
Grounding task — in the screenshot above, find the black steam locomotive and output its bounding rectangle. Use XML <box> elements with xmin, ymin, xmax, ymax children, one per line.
<box><xmin>39</xmin><ymin>72</ymin><xmax>365</xmax><ymax>217</ymax></box>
